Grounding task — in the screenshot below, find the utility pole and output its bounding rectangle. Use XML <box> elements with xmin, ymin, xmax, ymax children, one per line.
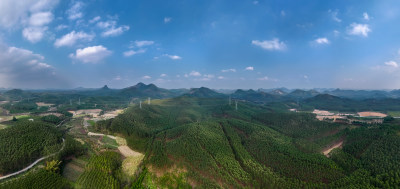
<box><xmin>148</xmin><ymin>97</ymin><xmax>151</xmax><ymax>105</ymax></box>
<box><xmin>235</xmin><ymin>100</ymin><xmax>238</xmax><ymax>111</ymax></box>
<box><xmin>140</xmin><ymin>101</ymin><xmax>142</xmax><ymax>109</ymax></box>
<box><xmin>95</xmin><ymin>104</ymin><xmax>97</xmax><ymax>108</ymax></box>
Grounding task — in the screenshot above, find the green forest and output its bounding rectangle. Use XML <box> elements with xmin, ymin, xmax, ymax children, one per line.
<box><xmin>0</xmin><ymin>121</ymin><xmax>63</xmax><ymax>174</ymax></box>
<box><xmin>93</xmin><ymin>97</ymin><xmax>400</xmax><ymax>188</ymax></box>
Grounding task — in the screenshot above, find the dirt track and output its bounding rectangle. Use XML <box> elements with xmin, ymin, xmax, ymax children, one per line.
<box><xmin>323</xmin><ymin>140</ymin><xmax>343</xmax><ymax>157</ymax></box>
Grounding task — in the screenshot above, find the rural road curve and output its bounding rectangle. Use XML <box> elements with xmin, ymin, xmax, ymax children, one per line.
<box><xmin>0</xmin><ymin>138</ymin><xmax>65</xmax><ymax>181</ymax></box>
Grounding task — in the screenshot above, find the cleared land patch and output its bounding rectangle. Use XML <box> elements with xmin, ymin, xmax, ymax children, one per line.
<box><xmin>323</xmin><ymin>140</ymin><xmax>344</xmax><ymax>157</ymax></box>
<box><xmin>62</xmin><ymin>158</ymin><xmax>87</xmax><ymax>182</ymax></box>
<box><xmin>357</xmin><ymin>111</ymin><xmax>387</xmax><ymax>118</ymax></box>
<box><xmin>122</xmin><ymin>154</ymin><xmax>145</xmax><ymax>177</ymax></box>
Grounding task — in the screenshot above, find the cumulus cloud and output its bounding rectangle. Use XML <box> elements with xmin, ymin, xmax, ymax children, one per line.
<box><xmin>258</xmin><ymin>76</ymin><xmax>269</xmax><ymax>81</ymax></box>
<box><xmin>22</xmin><ymin>27</ymin><xmax>48</xmax><ymax>43</ymax></box>
<box><xmin>89</xmin><ymin>16</ymin><xmax>101</xmax><ymax>24</ymax></box>
<box><xmin>314</xmin><ymin>37</ymin><xmax>330</xmax><ymax>44</ymax></box>
<box><xmin>385</xmin><ymin>61</ymin><xmax>398</xmax><ymax>68</ymax></box>
<box><xmin>67</xmin><ymin>1</ymin><xmax>84</xmax><ymax>20</ymax></box>
<box><xmin>102</xmin><ymin>25</ymin><xmax>130</xmax><ymax>37</ymax></box>
<box><xmin>97</xmin><ymin>19</ymin><xmax>129</xmax><ymax>37</ymax></box>
<box><xmin>0</xmin><ymin>0</ymin><xmax>59</xmax><ymax>43</ymax></box>
<box><xmin>54</xmin><ymin>31</ymin><xmax>94</xmax><ymax>47</ymax></box>
<box><xmin>221</xmin><ymin>68</ymin><xmax>236</xmax><ymax>73</ymax></box>
<box><xmin>363</xmin><ymin>12</ymin><xmax>370</xmax><ymax>21</ymax></box>
<box><xmin>218</xmin><ymin>76</ymin><xmax>224</xmax><ymax>79</ymax></box>
<box><xmin>347</xmin><ymin>23</ymin><xmax>371</xmax><ymax>37</ymax></box>
<box><xmin>164</xmin><ymin>54</ymin><xmax>182</xmax><ymax>60</ymax></box>
<box><xmin>245</xmin><ymin>66</ymin><xmax>254</xmax><ymax>71</ymax></box>
<box><xmin>134</xmin><ymin>40</ymin><xmax>154</xmax><ymax>47</ymax></box>
<box><xmin>55</xmin><ymin>24</ymin><xmax>68</xmax><ymax>31</ymax></box>
<box><xmin>0</xmin><ymin>0</ymin><xmax>59</xmax><ymax>28</ymax></box>
<box><xmin>29</xmin><ymin>12</ymin><xmax>53</xmax><ymax>26</ymax></box>
<box><xmin>0</xmin><ymin>42</ymin><xmax>66</xmax><ymax>88</ymax></box>
<box><xmin>252</xmin><ymin>38</ymin><xmax>286</xmax><ymax>51</ymax></box>
<box><xmin>123</xmin><ymin>49</ymin><xmax>146</xmax><ymax>57</ymax></box>
<box><xmin>160</xmin><ymin>74</ymin><xmax>167</xmax><ymax>77</ymax></box>
<box><xmin>69</xmin><ymin>45</ymin><xmax>112</xmax><ymax>63</ymax></box>
<box><xmin>164</xmin><ymin>17</ymin><xmax>172</xmax><ymax>23</ymax></box>
<box><xmin>142</xmin><ymin>75</ymin><xmax>151</xmax><ymax>79</ymax></box>
<box><xmin>189</xmin><ymin>71</ymin><xmax>201</xmax><ymax>77</ymax></box>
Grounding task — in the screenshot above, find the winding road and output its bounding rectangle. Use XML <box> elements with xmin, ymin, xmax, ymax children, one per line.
<box><xmin>0</xmin><ymin>138</ymin><xmax>65</xmax><ymax>180</ymax></box>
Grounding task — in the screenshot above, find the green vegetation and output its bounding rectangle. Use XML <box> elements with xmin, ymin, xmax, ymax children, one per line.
<box><xmin>93</xmin><ymin>97</ymin><xmax>400</xmax><ymax>188</ymax></box>
<box><xmin>0</xmin><ymin>169</ymin><xmax>70</xmax><ymax>189</ymax></box>
<box><xmin>76</xmin><ymin>151</ymin><xmax>121</xmax><ymax>189</ymax></box>
<box><xmin>0</xmin><ymin>121</ymin><xmax>63</xmax><ymax>174</ymax></box>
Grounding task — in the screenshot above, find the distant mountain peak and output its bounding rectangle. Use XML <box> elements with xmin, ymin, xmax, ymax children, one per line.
<box><xmin>101</xmin><ymin>85</ymin><xmax>110</xmax><ymax>90</ymax></box>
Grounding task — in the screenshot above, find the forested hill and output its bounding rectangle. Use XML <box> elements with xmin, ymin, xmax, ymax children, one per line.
<box><xmin>94</xmin><ymin>96</ymin><xmax>400</xmax><ymax>188</ymax></box>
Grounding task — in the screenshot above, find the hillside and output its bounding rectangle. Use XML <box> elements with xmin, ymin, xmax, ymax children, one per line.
<box><xmin>92</xmin><ymin>96</ymin><xmax>400</xmax><ymax>188</ymax></box>
<box><xmin>183</xmin><ymin>87</ymin><xmax>226</xmax><ymax>98</ymax></box>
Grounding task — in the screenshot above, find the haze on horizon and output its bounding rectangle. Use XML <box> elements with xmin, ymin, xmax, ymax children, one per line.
<box><xmin>1</xmin><ymin>0</ymin><xmax>400</xmax><ymax>90</ymax></box>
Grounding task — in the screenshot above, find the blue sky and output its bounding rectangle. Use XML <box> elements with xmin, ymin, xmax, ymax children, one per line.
<box><xmin>1</xmin><ymin>0</ymin><xmax>400</xmax><ymax>89</ymax></box>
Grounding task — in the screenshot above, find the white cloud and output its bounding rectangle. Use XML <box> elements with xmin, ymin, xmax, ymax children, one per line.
<box><xmin>253</xmin><ymin>1</ymin><xmax>259</xmax><ymax>5</ymax></box>
<box><xmin>54</xmin><ymin>31</ymin><xmax>94</xmax><ymax>47</ymax></box>
<box><xmin>22</xmin><ymin>27</ymin><xmax>47</xmax><ymax>43</ymax></box>
<box><xmin>89</xmin><ymin>16</ymin><xmax>101</xmax><ymax>23</ymax></box>
<box><xmin>29</xmin><ymin>12</ymin><xmax>53</xmax><ymax>26</ymax></box>
<box><xmin>252</xmin><ymin>38</ymin><xmax>286</xmax><ymax>51</ymax></box>
<box><xmin>113</xmin><ymin>76</ymin><xmax>122</xmax><ymax>81</ymax></box>
<box><xmin>102</xmin><ymin>25</ymin><xmax>130</xmax><ymax>37</ymax></box>
<box><xmin>281</xmin><ymin>10</ymin><xmax>286</xmax><ymax>16</ymax></box>
<box><xmin>0</xmin><ymin>0</ymin><xmax>59</xmax><ymax>29</ymax></box>
<box><xmin>0</xmin><ymin>42</ymin><xmax>66</xmax><ymax>88</ymax></box>
<box><xmin>164</xmin><ymin>17</ymin><xmax>172</xmax><ymax>23</ymax></box>
<box><xmin>55</xmin><ymin>24</ymin><xmax>68</xmax><ymax>31</ymax></box>
<box><xmin>142</xmin><ymin>75</ymin><xmax>151</xmax><ymax>79</ymax></box>
<box><xmin>347</xmin><ymin>23</ymin><xmax>371</xmax><ymax>37</ymax></box>
<box><xmin>385</xmin><ymin>61</ymin><xmax>398</xmax><ymax>68</ymax></box>
<box><xmin>189</xmin><ymin>71</ymin><xmax>201</xmax><ymax>77</ymax></box>
<box><xmin>160</xmin><ymin>74</ymin><xmax>167</xmax><ymax>77</ymax></box>
<box><xmin>69</xmin><ymin>45</ymin><xmax>112</xmax><ymax>64</ymax></box>
<box><xmin>134</xmin><ymin>40</ymin><xmax>154</xmax><ymax>47</ymax></box>
<box><xmin>164</xmin><ymin>54</ymin><xmax>182</xmax><ymax>60</ymax></box>
<box><xmin>67</xmin><ymin>1</ymin><xmax>84</xmax><ymax>20</ymax></box>
<box><xmin>245</xmin><ymin>66</ymin><xmax>254</xmax><ymax>71</ymax></box>
<box><xmin>333</xmin><ymin>30</ymin><xmax>340</xmax><ymax>37</ymax></box>
<box><xmin>258</xmin><ymin>76</ymin><xmax>269</xmax><ymax>81</ymax></box>
<box><xmin>218</xmin><ymin>76</ymin><xmax>224</xmax><ymax>79</ymax></box>
<box><xmin>123</xmin><ymin>49</ymin><xmax>146</xmax><ymax>57</ymax></box>
<box><xmin>315</xmin><ymin>37</ymin><xmax>330</xmax><ymax>44</ymax></box>
<box><xmin>363</xmin><ymin>12</ymin><xmax>370</xmax><ymax>21</ymax></box>
<box><xmin>304</xmin><ymin>75</ymin><xmax>309</xmax><ymax>79</ymax></box>
<box><xmin>221</xmin><ymin>68</ymin><xmax>236</xmax><ymax>73</ymax></box>
<box><xmin>97</xmin><ymin>20</ymin><xmax>116</xmax><ymax>29</ymax></box>
<box><xmin>97</xmin><ymin>20</ymin><xmax>129</xmax><ymax>37</ymax></box>
<box><xmin>329</xmin><ymin>9</ymin><xmax>341</xmax><ymax>23</ymax></box>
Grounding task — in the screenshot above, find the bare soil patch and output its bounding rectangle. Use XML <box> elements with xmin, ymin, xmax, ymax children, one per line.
<box><xmin>118</xmin><ymin>146</ymin><xmax>142</xmax><ymax>157</ymax></box>
<box><xmin>323</xmin><ymin>140</ymin><xmax>344</xmax><ymax>157</ymax></box>
<box><xmin>357</xmin><ymin>111</ymin><xmax>387</xmax><ymax>118</ymax></box>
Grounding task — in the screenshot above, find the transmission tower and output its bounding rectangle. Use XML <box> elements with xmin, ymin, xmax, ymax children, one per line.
<box><xmin>235</xmin><ymin>100</ymin><xmax>238</xmax><ymax>111</ymax></box>
<box><xmin>140</xmin><ymin>101</ymin><xmax>142</xmax><ymax>109</ymax></box>
<box><xmin>148</xmin><ymin>97</ymin><xmax>151</xmax><ymax>105</ymax></box>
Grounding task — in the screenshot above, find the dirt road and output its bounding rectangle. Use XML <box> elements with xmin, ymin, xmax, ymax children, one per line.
<box><xmin>0</xmin><ymin>138</ymin><xmax>65</xmax><ymax>180</ymax></box>
<box><xmin>323</xmin><ymin>140</ymin><xmax>343</xmax><ymax>157</ymax></box>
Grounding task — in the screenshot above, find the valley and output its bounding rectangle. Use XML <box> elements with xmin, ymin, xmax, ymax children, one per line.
<box><xmin>0</xmin><ymin>83</ymin><xmax>399</xmax><ymax>188</ymax></box>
